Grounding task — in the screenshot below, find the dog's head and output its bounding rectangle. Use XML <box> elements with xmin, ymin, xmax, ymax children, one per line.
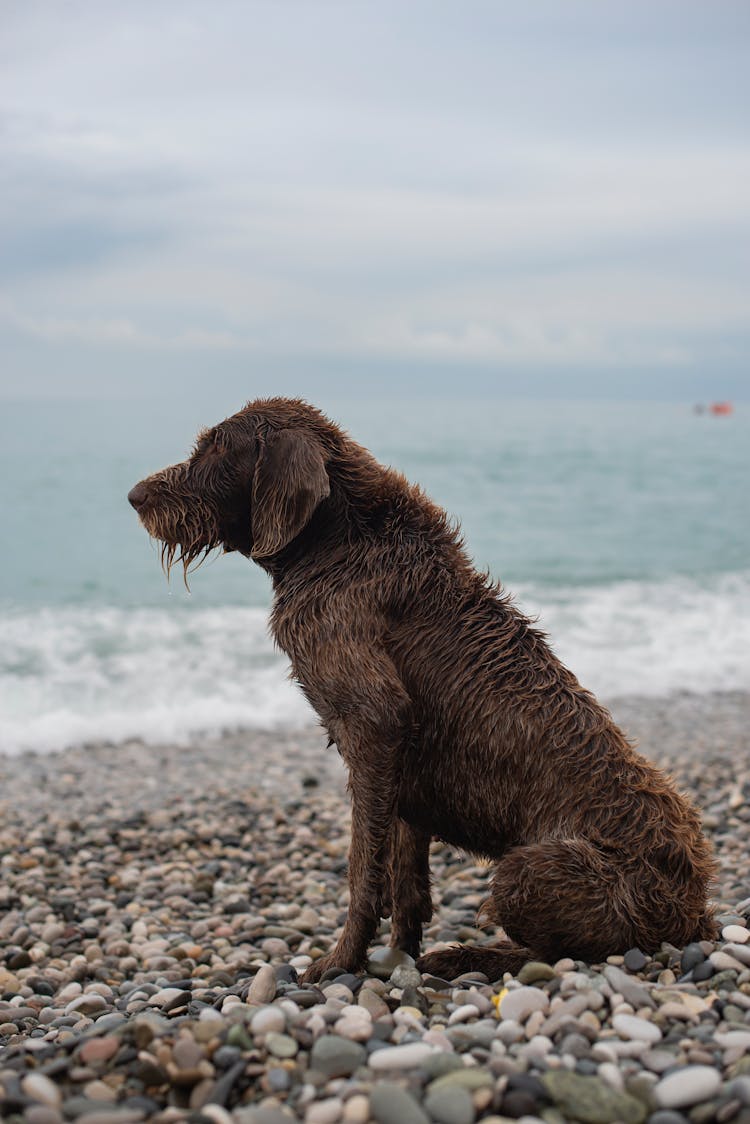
<box><xmin>128</xmin><ymin>398</ymin><xmax>333</xmax><ymax>579</ymax></box>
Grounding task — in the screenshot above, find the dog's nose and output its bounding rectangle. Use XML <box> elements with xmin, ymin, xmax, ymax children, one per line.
<box><xmin>128</xmin><ymin>482</ymin><xmax>148</xmax><ymax>510</ymax></box>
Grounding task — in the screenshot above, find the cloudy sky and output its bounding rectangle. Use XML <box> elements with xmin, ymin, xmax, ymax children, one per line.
<box><xmin>2</xmin><ymin>0</ymin><xmax>749</xmax><ymax>400</ymax></box>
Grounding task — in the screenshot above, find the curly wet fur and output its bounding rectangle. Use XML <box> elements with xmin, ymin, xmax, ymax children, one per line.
<box><xmin>129</xmin><ymin>397</ymin><xmax>717</xmax><ymax>982</ymax></box>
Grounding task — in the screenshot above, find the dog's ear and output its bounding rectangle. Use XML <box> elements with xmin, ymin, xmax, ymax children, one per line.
<box><xmin>251</xmin><ymin>428</ymin><xmax>330</xmax><ymax>559</ymax></box>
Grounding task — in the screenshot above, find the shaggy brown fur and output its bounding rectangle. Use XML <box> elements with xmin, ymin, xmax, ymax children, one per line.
<box><xmin>128</xmin><ymin>398</ymin><xmax>717</xmax><ymax>982</ymax></box>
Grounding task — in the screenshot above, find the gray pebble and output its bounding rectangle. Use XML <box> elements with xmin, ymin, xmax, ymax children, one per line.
<box><xmin>310</xmin><ymin>1034</ymin><xmax>366</xmax><ymax>1077</ymax></box>
<box><xmin>367</xmin><ymin>947</ymin><xmax>416</xmax><ymax>980</ymax></box>
<box><xmin>423</xmin><ymin>1085</ymin><xmax>476</xmax><ymax>1124</ymax></box>
<box><xmin>370</xmin><ymin>1082</ymin><xmax>431</xmax><ymax>1124</ymax></box>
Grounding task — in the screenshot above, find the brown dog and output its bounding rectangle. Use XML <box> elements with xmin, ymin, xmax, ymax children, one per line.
<box><xmin>128</xmin><ymin>397</ymin><xmax>716</xmax><ymax>982</ymax></box>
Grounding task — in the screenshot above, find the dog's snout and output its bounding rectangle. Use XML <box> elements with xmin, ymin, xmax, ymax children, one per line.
<box><xmin>128</xmin><ymin>482</ymin><xmax>149</xmax><ymax>511</ymax></box>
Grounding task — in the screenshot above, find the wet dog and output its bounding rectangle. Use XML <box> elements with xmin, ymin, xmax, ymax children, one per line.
<box><xmin>129</xmin><ymin>397</ymin><xmax>716</xmax><ymax>981</ymax></box>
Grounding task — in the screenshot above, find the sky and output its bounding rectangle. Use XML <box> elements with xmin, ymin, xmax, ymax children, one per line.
<box><xmin>2</xmin><ymin>0</ymin><xmax>749</xmax><ymax>402</ymax></box>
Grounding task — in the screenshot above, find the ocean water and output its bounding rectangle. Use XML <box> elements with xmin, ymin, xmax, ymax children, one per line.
<box><xmin>2</xmin><ymin>396</ymin><xmax>748</xmax><ymax>755</ymax></box>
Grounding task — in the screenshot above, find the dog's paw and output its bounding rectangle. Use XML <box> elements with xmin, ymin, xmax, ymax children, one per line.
<box><xmin>301</xmin><ymin>950</ymin><xmax>363</xmax><ymax>985</ymax></box>
<box><xmin>300</xmin><ymin>955</ymin><xmax>334</xmax><ymax>985</ymax></box>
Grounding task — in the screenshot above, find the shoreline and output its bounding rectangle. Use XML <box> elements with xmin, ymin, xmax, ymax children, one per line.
<box><xmin>1</xmin><ymin>689</ymin><xmax>749</xmax><ymax>1121</ymax></box>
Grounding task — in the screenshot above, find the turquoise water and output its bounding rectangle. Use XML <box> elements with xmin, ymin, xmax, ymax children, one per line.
<box><xmin>2</xmin><ymin>396</ymin><xmax>748</xmax><ymax>752</ymax></box>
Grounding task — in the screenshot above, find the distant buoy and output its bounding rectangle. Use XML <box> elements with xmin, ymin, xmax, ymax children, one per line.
<box><xmin>710</xmin><ymin>402</ymin><xmax>733</xmax><ymax>416</ymax></box>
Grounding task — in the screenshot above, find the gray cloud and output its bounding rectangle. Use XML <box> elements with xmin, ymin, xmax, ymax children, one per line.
<box><xmin>1</xmin><ymin>0</ymin><xmax>749</xmax><ymax>398</ymax></box>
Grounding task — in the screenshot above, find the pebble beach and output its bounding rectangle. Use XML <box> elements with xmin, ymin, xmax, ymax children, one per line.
<box><xmin>1</xmin><ymin>690</ymin><xmax>750</xmax><ymax>1124</ymax></box>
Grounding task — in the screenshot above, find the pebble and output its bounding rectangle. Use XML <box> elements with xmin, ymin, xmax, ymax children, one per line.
<box><xmin>265</xmin><ymin>1031</ymin><xmax>298</xmax><ymax>1058</ymax></box>
<box><xmin>369</xmin><ymin>1042</ymin><xmax>436</xmax><ymax>1069</ymax></box>
<box><xmin>680</xmin><ymin>942</ymin><xmax>707</xmax><ymax>972</ymax></box>
<box><xmin>654</xmin><ymin>1066</ymin><xmax>722</xmax><ymax>1109</ymax></box>
<box><xmin>248</xmin><ymin>963</ymin><xmax>277</xmax><ymax>1004</ymax></box>
<box><xmin>423</xmin><ymin>1085</ymin><xmax>476</xmax><ymax>1124</ymax></box>
<box><xmin>370</xmin><ymin>1082</ymin><xmax>431</xmax><ymax>1124</ymax></box>
<box><xmin>305</xmin><ymin>1098</ymin><xmax>344</xmax><ymax>1124</ymax></box>
<box><xmin>498</xmin><ymin>985</ymin><xmax>549</xmax><ymax>1022</ymax></box>
<box><xmin>310</xmin><ymin>1035</ymin><xmax>366</xmax><ymax>1077</ymax></box>
<box><xmin>21</xmin><ymin>1073</ymin><xmax>63</xmax><ymax>1108</ymax></box>
<box><xmin>722</xmin><ymin>925</ymin><xmax>750</xmax><ymax>943</ymax></box>
<box><xmin>251</xmin><ymin>1005</ymin><xmax>287</xmax><ymax>1035</ymax></box>
<box><xmin>366</xmin><ymin>947</ymin><xmax>416</xmax><ymax>980</ymax></box>
<box><xmin>517</xmin><ymin>960</ymin><xmax>556</xmax><ymax>984</ymax></box>
<box><xmin>613</xmin><ymin>1013</ymin><xmax>663</xmax><ymax>1043</ymax></box>
<box><xmin>543</xmin><ymin>1069</ymin><xmax>647</xmax><ymax>1123</ymax></box>
<box><xmin>1</xmin><ymin>698</ymin><xmax>749</xmax><ymax>1123</ymax></box>
<box><xmin>623</xmin><ymin>948</ymin><xmax>649</xmax><ymax>972</ymax></box>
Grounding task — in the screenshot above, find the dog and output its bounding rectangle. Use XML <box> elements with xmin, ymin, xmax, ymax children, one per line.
<box><xmin>128</xmin><ymin>397</ymin><xmax>716</xmax><ymax>982</ymax></box>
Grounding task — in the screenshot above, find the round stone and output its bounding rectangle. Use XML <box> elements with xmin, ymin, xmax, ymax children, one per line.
<box><xmin>722</xmin><ymin>924</ymin><xmax>750</xmax><ymax>943</ymax></box>
<box><xmin>250</xmin><ymin>1005</ymin><xmax>286</xmax><ymax>1035</ymax></box>
<box><xmin>390</xmin><ymin>964</ymin><xmax>423</xmax><ymax>990</ymax></box>
<box><xmin>366</xmin><ymin>947</ymin><xmax>416</xmax><ymax>980</ymax></box>
<box><xmin>680</xmin><ymin>943</ymin><xmax>706</xmax><ymax>974</ymax></box>
<box><xmin>248</xmin><ymin>963</ymin><xmax>277</xmax><ymax>1004</ymax></box>
<box><xmin>310</xmin><ymin>1034</ymin><xmax>366</xmax><ymax>1077</ymax></box>
<box><xmin>370</xmin><ymin>1082</ymin><xmax>430</xmax><ymax>1124</ymax></box>
<box><xmin>654</xmin><ymin>1066</ymin><xmax>722</xmax><ymax>1109</ymax></box>
<box><xmin>369</xmin><ymin>1042</ymin><xmax>436</xmax><ymax>1070</ymax></box>
<box><xmin>21</xmin><ymin>1073</ymin><xmax>63</xmax><ymax>1109</ymax></box>
<box><xmin>64</xmin><ymin>993</ymin><xmax>108</xmax><ymax>1017</ymax></box>
<box><xmin>542</xmin><ymin>1070</ymin><xmax>646</xmax><ymax>1124</ymax></box>
<box><xmin>623</xmin><ymin>948</ymin><xmax>648</xmax><ymax>972</ymax></box>
<box><xmin>423</xmin><ymin>1085</ymin><xmax>476</xmax><ymax>1124</ymax></box>
<box><xmin>612</xmin><ymin>1013</ymin><xmax>662</xmax><ymax>1043</ymax></box>
<box><xmin>498</xmin><ymin>985</ymin><xmax>549</xmax><ymax>1022</ymax></box>
<box><xmin>265</xmin><ymin>1031</ymin><xmax>298</xmax><ymax>1058</ymax></box>
<box><xmin>79</xmin><ymin>1036</ymin><xmax>119</xmax><ymax>1065</ymax></box>
<box><xmin>24</xmin><ymin>1107</ymin><xmax>64</xmax><ymax>1124</ymax></box>
<box><xmin>305</xmin><ymin>1096</ymin><xmax>343</xmax><ymax>1123</ymax></box>
<box><xmin>517</xmin><ymin>960</ymin><xmax>556</xmax><ymax>984</ymax></box>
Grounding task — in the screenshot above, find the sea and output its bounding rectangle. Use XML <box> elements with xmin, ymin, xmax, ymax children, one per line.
<box><xmin>1</xmin><ymin>396</ymin><xmax>748</xmax><ymax>756</ymax></box>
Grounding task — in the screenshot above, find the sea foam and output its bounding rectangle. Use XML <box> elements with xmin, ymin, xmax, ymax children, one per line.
<box><xmin>1</xmin><ymin>568</ymin><xmax>748</xmax><ymax>755</ymax></box>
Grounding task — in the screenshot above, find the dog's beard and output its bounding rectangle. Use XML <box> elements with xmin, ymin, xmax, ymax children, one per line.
<box><xmin>142</xmin><ymin>497</ymin><xmax>222</xmax><ymax>587</ymax></box>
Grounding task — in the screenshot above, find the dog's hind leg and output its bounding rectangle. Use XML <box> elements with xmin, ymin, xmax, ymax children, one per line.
<box><xmin>417</xmin><ymin>940</ymin><xmax>533</xmax><ymax>982</ymax></box>
<box><xmin>418</xmin><ymin>838</ymin><xmax>642</xmax><ymax>981</ymax></box>
<box><xmin>387</xmin><ymin>819</ymin><xmax>432</xmax><ymax>958</ymax></box>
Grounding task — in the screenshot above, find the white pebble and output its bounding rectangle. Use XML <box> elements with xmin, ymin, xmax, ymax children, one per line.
<box><xmin>248</xmin><ymin>962</ymin><xmax>277</xmax><ymax>1004</ymax></box>
<box><xmin>612</xmin><ymin>1013</ymin><xmax>662</xmax><ymax>1044</ymax></box>
<box><xmin>369</xmin><ymin>1042</ymin><xmax>436</xmax><ymax>1069</ymax></box>
<box><xmin>306</xmin><ymin>1097</ymin><xmax>343</xmax><ymax>1124</ymax></box>
<box><xmin>422</xmin><ymin>1028</ymin><xmax>453</xmax><ymax>1051</ymax></box>
<box><xmin>655</xmin><ymin>1065</ymin><xmax>721</xmax><ymax>1108</ymax></box>
<box><xmin>499</xmin><ymin>986</ymin><xmax>549</xmax><ymax>1022</ymax></box>
<box><xmin>710</xmin><ymin>950</ymin><xmax>746</xmax><ymax>971</ymax></box>
<box><xmin>598</xmin><ymin>1062</ymin><xmax>625</xmax><ymax>1091</ymax></box>
<box><xmin>342</xmin><ymin>1094</ymin><xmax>370</xmax><ymax>1124</ymax></box>
<box><xmin>723</xmin><ymin>943</ymin><xmax>750</xmax><ymax>965</ymax></box>
<box><xmin>21</xmin><ymin>1073</ymin><xmax>62</xmax><ymax>1108</ymax></box>
<box><xmin>250</xmin><ymin>1005</ymin><xmax>286</xmax><ymax>1035</ymax></box>
<box><xmin>723</xmin><ymin>924</ymin><xmax>750</xmax><ymax>943</ymax></box>
<box><xmin>199</xmin><ymin>1008</ymin><xmax>225</xmax><ymax>1023</ymax></box>
<box><xmin>448</xmin><ymin>1003</ymin><xmax>480</xmax><ymax>1024</ymax></box>
<box><xmin>715</xmin><ymin>1031</ymin><xmax>750</xmax><ymax>1049</ymax></box>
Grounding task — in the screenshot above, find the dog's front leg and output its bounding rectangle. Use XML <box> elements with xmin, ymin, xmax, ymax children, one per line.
<box><xmin>300</xmin><ymin>666</ymin><xmax>410</xmax><ymax>983</ymax></box>
<box><xmin>388</xmin><ymin>819</ymin><xmax>432</xmax><ymax>958</ymax></box>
